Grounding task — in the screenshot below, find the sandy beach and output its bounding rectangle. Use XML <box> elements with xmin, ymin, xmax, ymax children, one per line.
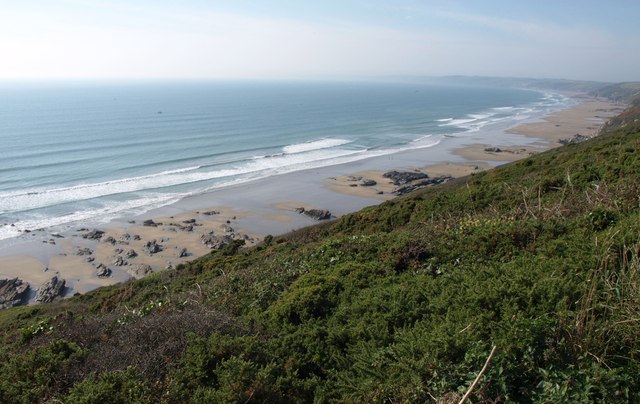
<box><xmin>454</xmin><ymin>97</ymin><xmax>624</xmax><ymax>162</ymax></box>
<box><xmin>0</xmin><ymin>93</ymin><xmax>625</xmax><ymax>306</ymax></box>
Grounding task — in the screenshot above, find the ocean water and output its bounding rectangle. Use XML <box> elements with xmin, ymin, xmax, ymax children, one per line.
<box><xmin>0</xmin><ymin>80</ymin><xmax>568</xmax><ymax>241</ymax></box>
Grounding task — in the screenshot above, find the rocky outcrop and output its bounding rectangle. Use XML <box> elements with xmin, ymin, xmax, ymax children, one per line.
<box><xmin>559</xmin><ymin>134</ymin><xmax>590</xmax><ymax>145</ymax></box>
<box><xmin>201</xmin><ymin>232</ymin><xmax>233</xmax><ymax>249</ymax></box>
<box><xmin>129</xmin><ymin>264</ymin><xmax>152</xmax><ymax>278</ymax></box>
<box><xmin>0</xmin><ymin>278</ymin><xmax>30</xmax><ymax>309</ymax></box>
<box><xmin>296</xmin><ymin>207</ymin><xmax>332</xmax><ymax>221</ymax></box>
<box><xmin>361</xmin><ymin>179</ymin><xmax>377</xmax><ymax>187</ymax></box>
<box><xmin>35</xmin><ymin>276</ymin><xmax>66</xmax><ymax>303</ymax></box>
<box><xmin>96</xmin><ymin>264</ymin><xmax>111</xmax><ymax>277</ymax></box>
<box><xmin>82</xmin><ymin>230</ymin><xmax>104</xmax><ymax>240</ymax></box>
<box><xmin>76</xmin><ymin>247</ymin><xmax>93</xmax><ymax>256</ymax></box>
<box><xmin>143</xmin><ymin>240</ymin><xmax>161</xmax><ymax>255</ymax></box>
<box><xmin>124</xmin><ymin>249</ymin><xmax>137</xmax><ymax>259</ymax></box>
<box><xmin>382</xmin><ymin>170</ymin><xmax>429</xmax><ymax>185</ymax></box>
<box><xmin>394</xmin><ymin>176</ymin><xmax>454</xmax><ymax>196</ymax></box>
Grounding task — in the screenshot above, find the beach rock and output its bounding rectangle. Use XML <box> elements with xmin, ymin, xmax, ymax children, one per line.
<box><xmin>124</xmin><ymin>249</ymin><xmax>137</xmax><ymax>258</ymax></box>
<box><xmin>85</xmin><ymin>257</ymin><xmax>95</xmax><ymax>263</ymax></box>
<box><xmin>143</xmin><ymin>219</ymin><xmax>159</xmax><ymax>227</ymax></box>
<box><xmin>48</xmin><ymin>239</ymin><xmax>56</xmax><ymax>245</ymax></box>
<box><xmin>222</xmin><ymin>224</ymin><xmax>235</xmax><ymax>234</ymax></box>
<box><xmin>129</xmin><ymin>264</ymin><xmax>152</xmax><ymax>278</ymax></box>
<box><xmin>394</xmin><ymin>176</ymin><xmax>454</xmax><ymax>196</ymax></box>
<box><xmin>35</xmin><ymin>276</ymin><xmax>66</xmax><ymax>303</ymax></box>
<box><xmin>114</xmin><ymin>248</ymin><xmax>123</xmax><ymax>255</ymax></box>
<box><xmin>76</xmin><ymin>247</ymin><xmax>93</xmax><ymax>256</ymax></box>
<box><xmin>96</xmin><ymin>264</ymin><xmax>111</xmax><ymax>277</ymax></box>
<box><xmin>50</xmin><ymin>232</ymin><xmax>64</xmax><ymax>238</ymax></box>
<box><xmin>484</xmin><ymin>147</ymin><xmax>503</xmax><ymax>153</ymax></box>
<box><xmin>0</xmin><ymin>278</ymin><xmax>30</xmax><ymax>309</ymax></box>
<box><xmin>127</xmin><ymin>220</ymin><xmax>136</xmax><ymax>224</ymax></box>
<box><xmin>201</xmin><ymin>233</ymin><xmax>233</xmax><ymax>249</ymax></box>
<box><xmin>559</xmin><ymin>134</ymin><xmax>590</xmax><ymax>145</ymax></box>
<box><xmin>202</xmin><ymin>210</ymin><xmax>220</xmax><ymax>216</ymax></box>
<box><xmin>166</xmin><ymin>262</ymin><xmax>175</xmax><ymax>270</ymax></box>
<box><xmin>296</xmin><ymin>207</ymin><xmax>332</xmax><ymax>221</ymax></box>
<box><xmin>361</xmin><ymin>179</ymin><xmax>377</xmax><ymax>186</ymax></box>
<box><xmin>382</xmin><ymin>170</ymin><xmax>429</xmax><ymax>185</ymax></box>
<box><xmin>182</xmin><ymin>218</ymin><xmax>196</xmax><ymax>224</ymax></box>
<box><xmin>104</xmin><ymin>236</ymin><xmax>116</xmax><ymax>245</ymax></box>
<box><xmin>120</xmin><ymin>233</ymin><xmax>131</xmax><ymax>241</ymax></box>
<box><xmin>133</xmin><ymin>235</ymin><xmax>141</xmax><ymax>241</ymax></box>
<box><xmin>82</xmin><ymin>230</ymin><xmax>105</xmax><ymax>240</ymax></box>
<box><xmin>143</xmin><ymin>239</ymin><xmax>161</xmax><ymax>255</ymax></box>
<box><xmin>112</xmin><ymin>256</ymin><xmax>127</xmax><ymax>267</ymax></box>
<box><xmin>178</xmin><ymin>248</ymin><xmax>188</xmax><ymax>258</ymax></box>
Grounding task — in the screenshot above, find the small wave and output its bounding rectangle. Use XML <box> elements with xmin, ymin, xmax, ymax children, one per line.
<box><xmin>0</xmin><ymin>193</ymin><xmax>182</xmax><ymax>241</ymax></box>
<box><xmin>436</xmin><ymin>118</ymin><xmax>453</xmax><ymax>122</ymax></box>
<box><xmin>283</xmin><ymin>138</ymin><xmax>351</xmax><ymax>154</ymax></box>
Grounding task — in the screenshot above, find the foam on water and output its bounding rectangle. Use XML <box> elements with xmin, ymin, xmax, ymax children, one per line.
<box><xmin>283</xmin><ymin>138</ymin><xmax>351</xmax><ymax>154</ymax></box>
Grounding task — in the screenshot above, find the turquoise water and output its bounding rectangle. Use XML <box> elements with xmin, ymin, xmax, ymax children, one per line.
<box><xmin>0</xmin><ymin>80</ymin><xmax>566</xmax><ymax>240</ymax></box>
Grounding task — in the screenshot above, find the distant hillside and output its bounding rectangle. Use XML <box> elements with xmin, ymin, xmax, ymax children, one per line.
<box><xmin>590</xmin><ymin>81</ymin><xmax>640</xmax><ymax>104</ymax></box>
<box><xmin>1</xmin><ymin>103</ymin><xmax>639</xmax><ymax>402</ymax></box>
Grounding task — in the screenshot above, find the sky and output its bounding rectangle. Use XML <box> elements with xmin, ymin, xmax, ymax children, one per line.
<box><xmin>0</xmin><ymin>0</ymin><xmax>638</xmax><ymax>82</ymax></box>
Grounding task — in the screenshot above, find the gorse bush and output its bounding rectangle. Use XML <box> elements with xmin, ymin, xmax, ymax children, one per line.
<box><xmin>0</xmin><ymin>104</ymin><xmax>639</xmax><ymax>402</ymax></box>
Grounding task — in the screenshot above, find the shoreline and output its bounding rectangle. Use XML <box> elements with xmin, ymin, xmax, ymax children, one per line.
<box><xmin>0</xmin><ymin>93</ymin><xmax>624</xmax><ymax>307</ymax></box>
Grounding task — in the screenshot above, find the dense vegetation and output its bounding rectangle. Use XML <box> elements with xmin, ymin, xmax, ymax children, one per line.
<box><xmin>1</xmin><ymin>100</ymin><xmax>639</xmax><ymax>403</ymax></box>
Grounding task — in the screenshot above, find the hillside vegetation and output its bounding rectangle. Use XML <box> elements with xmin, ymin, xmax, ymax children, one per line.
<box><xmin>1</xmin><ymin>105</ymin><xmax>639</xmax><ymax>403</ymax></box>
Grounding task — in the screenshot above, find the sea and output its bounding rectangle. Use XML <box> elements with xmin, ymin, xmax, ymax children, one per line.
<box><xmin>0</xmin><ymin>80</ymin><xmax>570</xmax><ymax>242</ymax></box>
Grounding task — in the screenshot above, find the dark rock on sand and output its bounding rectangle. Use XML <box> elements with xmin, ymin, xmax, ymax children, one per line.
<box><xmin>130</xmin><ymin>264</ymin><xmax>152</xmax><ymax>278</ymax></box>
<box><xmin>382</xmin><ymin>170</ymin><xmax>429</xmax><ymax>185</ymax></box>
<box><xmin>82</xmin><ymin>229</ymin><xmax>105</xmax><ymax>240</ymax></box>
<box><xmin>178</xmin><ymin>248</ymin><xmax>189</xmax><ymax>258</ymax></box>
<box><xmin>76</xmin><ymin>247</ymin><xmax>93</xmax><ymax>256</ymax></box>
<box><xmin>112</xmin><ymin>256</ymin><xmax>127</xmax><ymax>267</ymax></box>
<box><xmin>96</xmin><ymin>264</ymin><xmax>111</xmax><ymax>277</ymax></box>
<box><xmin>202</xmin><ymin>210</ymin><xmax>220</xmax><ymax>216</ymax></box>
<box><xmin>143</xmin><ymin>219</ymin><xmax>160</xmax><ymax>227</ymax></box>
<box><xmin>104</xmin><ymin>236</ymin><xmax>116</xmax><ymax>245</ymax></box>
<box><xmin>296</xmin><ymin>207</ymin><xmax>332</xmax><ymax>221</ymax></box>
<box><xmin>124</xmin><ymin>249</ymin><xmax>137</xmax><ymax>258</ymax></box>
<box><xmin>182</xmin><ymin>218</ymin><xmax>196</xmax><ymax>224</ymax></box>
<box><xmin>143</xmin><ymin>240</ymin><xmax>161</xmax><ymax>255</ymax></box>
<box><xmin>484</xmin><ymin>147</ymin><xmax>503</xmax><ymax>153</ymax></box>
<box><xmin>201</xmin><ymin>232</ymin><xmax>233</xmax><ymax>249</ymax></box>
<box><xmin>35</xmin><ymin>276</ymin><xmax>66</xmax><ymax>303</ymax></box>
<box><xmin>394</xmin><ymin>176</ymin><xmax>454</xmax><ymax>196</ymax></box>
<box><xmin>559</xmin><ymin>134</ymin><xmax>590</xmax><ymax>145</ymax></box>
<box><xmin>133</xmin><ymin>235</ymin><xmax>141</xmax><ymax>240</ymax></box>
<box><xmin>361</xmin><ymin>179</ymin><xmax>377</xmax><ymax>186</ymax></box>
<box><xmin>0</xmin><ymin>278</ymin><xmax>30</xmax><ymax>309</ymax></box>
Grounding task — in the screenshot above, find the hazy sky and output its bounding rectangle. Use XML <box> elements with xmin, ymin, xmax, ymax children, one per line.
<box><xmin>1</xmin><ymin>0</ymin><xmax>638</xmax><ymax>82</ymax></box>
